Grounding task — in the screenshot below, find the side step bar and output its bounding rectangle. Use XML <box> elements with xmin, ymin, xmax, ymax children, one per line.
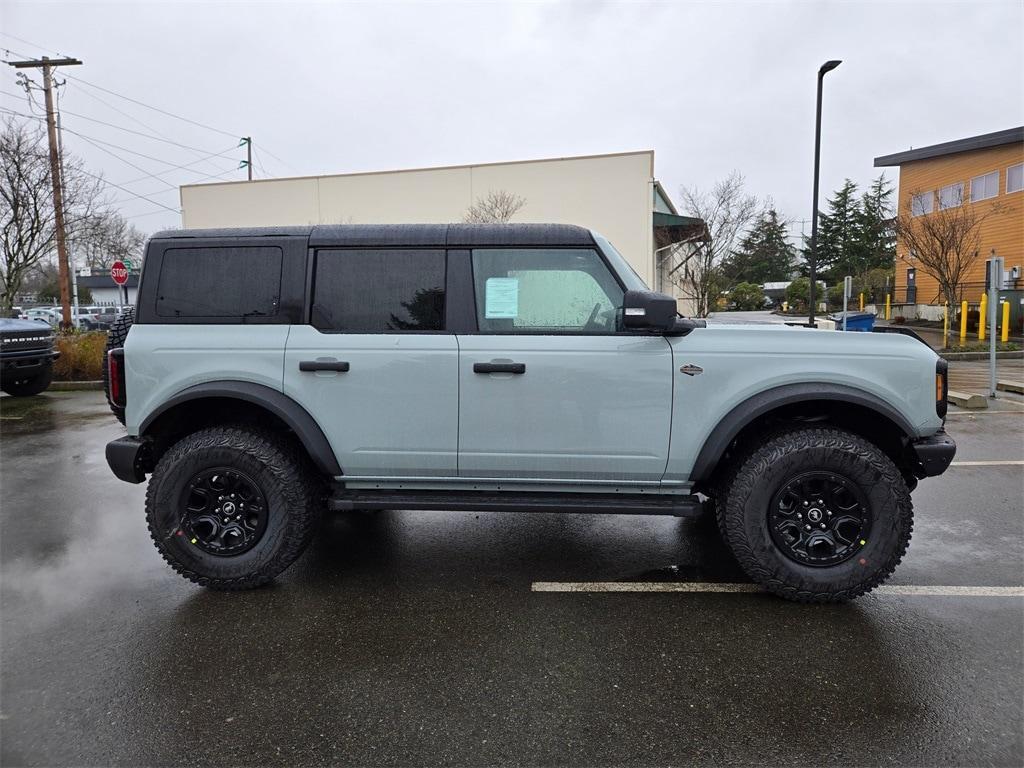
<box><xmin>327</xmin><ymin>490</ymin><xmax>703</xmax><ymax>517</ymax></box>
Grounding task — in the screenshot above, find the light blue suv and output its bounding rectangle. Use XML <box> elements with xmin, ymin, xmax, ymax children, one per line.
<box><xmin>104</xmin><ymin>224</ymin><xmax>955</xmax><ymax>601</ymax></box>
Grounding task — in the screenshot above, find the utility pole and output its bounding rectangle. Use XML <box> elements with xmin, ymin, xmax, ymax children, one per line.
<box><xmin>808</xmin><ymin>59</ymin><xmax>841</xmax><ymax>327</ymax></box>
<box><xmin>241</xmin><ymin>136</ymin><xmax>252</xmax><ymax>180</ymax></box>
<box><xmin>7</xmin><ymin>55</ymin><xmax>82</xmax><ymax>331</ymax></box>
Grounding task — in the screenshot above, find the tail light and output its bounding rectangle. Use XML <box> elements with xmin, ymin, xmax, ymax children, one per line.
<box><xmin>108</xmin><ymin>348</ymin><xmax>126</xmax><ymax>408</ymax></box>
<box><xmin>935</xmin><ymin>358</ymin><xmax>948</xmax><ymax>419</ymax></box>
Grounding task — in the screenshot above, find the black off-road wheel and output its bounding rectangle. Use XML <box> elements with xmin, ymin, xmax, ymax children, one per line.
<box><xmin>103</xmin><ymin>306</ymin><xmax>134</xmax><ymax>424</ymax></box>
<box><xmin>2</xmin><ymin>364</ymin><xmax>53</xmax><ymax>397</ymax></box>
<box><xmin>146</xmin><ymin>426</ymin><xmax>323</xmax><ymax>590</ymax></box>
<box><xmin>717</xmin><ymin>426</ymin><xmax>913</xmax><ymax>603</ymax></box>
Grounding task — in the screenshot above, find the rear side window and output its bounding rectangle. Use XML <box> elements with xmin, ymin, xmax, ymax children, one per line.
<box><xmin>312</xmin><ymin>249</ymin><xmax>445</xmax><ymax>333</ymax></box>
<box><xmin>156</xmin><ymin>246</ymin><xmax>282</xmax><ymax>318</ymax></box>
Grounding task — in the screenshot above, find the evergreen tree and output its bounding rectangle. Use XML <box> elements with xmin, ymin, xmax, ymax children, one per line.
<box><xmin>721</xmin><ymin>209</ymin><xmax>796</xmax><ymax>285</ymax></box>
<box><xmin>815</xmin><ymin>179</ymin><xmax>861</xmax><ymax>281</ymax></box>
<box><xmin>851</xmin><ymin>174</ymin><xmax>896</xmax><ymax>275</ymax></box>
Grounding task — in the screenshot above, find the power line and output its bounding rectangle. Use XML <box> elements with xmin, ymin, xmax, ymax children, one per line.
<box><xmin>77</xmin><ymin>166</ymin><xmax>181</xmax><ymax>213</ymax></box>
<box><xmin>61</xmin><ymin>72</ymin><xmax>240</xmax><ymax>139</ymax></box>
<box><xmin>0</xmin><ymin>107</ymin><xmax>237</xmax><ymax>179</ymax></box>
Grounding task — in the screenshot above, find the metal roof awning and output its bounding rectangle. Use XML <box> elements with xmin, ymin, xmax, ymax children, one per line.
<box><xmin>653</xmin><ymin>211</ymin><xmax>709</xmax><ymax>246</ymax></box>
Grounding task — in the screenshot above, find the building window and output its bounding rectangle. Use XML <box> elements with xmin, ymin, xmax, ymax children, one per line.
<box><xmin>911</xmin><ymin>191</ymin><xmax>934</xmax><ymax>216</ymax></box>
<box><xmin>1008</xmin><ymin>163</ymin><xmax>1023</xmax><ymax>194</ymax></box>
<box><xmin>938</xmin><ymin>182</ymin><xmax>964</xmax><ymax>210</ymax></box>
<box><xmin>971</xmin><ymin>171</ymin><xmax>999</xmax><ymax>202</ymax></box>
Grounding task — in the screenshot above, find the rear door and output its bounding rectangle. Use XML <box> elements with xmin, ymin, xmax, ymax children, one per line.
<box><xmin>283</xmin><ymin>248</ymin><xmax>458</xmax><ymax>478</ymax></box>
<box><xmin>456</xmin><ymin>247</ymin><xmax>674</xmax><ymax>483</ymax></box>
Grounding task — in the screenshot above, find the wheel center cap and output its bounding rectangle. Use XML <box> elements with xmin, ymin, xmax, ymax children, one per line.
<box><xmin>222</xmin><ymin>501</ymin><xmax>236</xmax><ymax>515</ymax></box>
<box><xmin>807</xmin><ymin>507</ymin><xmax>823</xmax><ymax>523</ymax></box>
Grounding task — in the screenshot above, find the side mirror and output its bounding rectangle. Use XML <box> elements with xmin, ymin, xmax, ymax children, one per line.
<box><xmin>622</xmin><ymin>290</ymin><xmax>678</xmax><ymax>332</ymax></box>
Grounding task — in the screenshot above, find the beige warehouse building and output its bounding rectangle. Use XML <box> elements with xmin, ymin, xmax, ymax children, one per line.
<box><xmin>179</xmin><ymin>150</ymin><xmax>707</xmax><ymax>301</ymax></box>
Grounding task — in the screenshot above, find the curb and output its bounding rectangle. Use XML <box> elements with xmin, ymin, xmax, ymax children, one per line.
<box><xmin>941</xmin><ymin>351</ymin><xmax>1023</xmax><ymax>361</ymax></box>
<box><xmin>948</xmin><ymin>390</ymin><xmax>988</xmax><ymax>409</ymax></box>
<box><xmin>50</xmin><ymin>381</ymin><xmax>104</xmax><ymax>391</ymax></box>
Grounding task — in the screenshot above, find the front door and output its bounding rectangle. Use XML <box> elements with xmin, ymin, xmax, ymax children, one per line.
<box><xmin>457</xmin><ymin>247</ymin><xmax>674</xmax><ymax>483</ymax></box>
<box><xmin>283</xmin><ymin>248</ymin><xmax>458</xmax><ymax>478</ymax></box>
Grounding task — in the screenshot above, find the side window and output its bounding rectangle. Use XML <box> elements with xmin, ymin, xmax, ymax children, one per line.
<box><xmin>156</xmin><ymin>246</ymin><xmax>282</xmax><ymax>318</ymax></box>
<box><xmin>471</xmin><ymin>248</ymin><xmax>624</xmax><ymax>333</ymax></box>
<box><xmin>312</xmin><ymin>249</ymin><xmax>445</xmax><ymax>333</ymax></box>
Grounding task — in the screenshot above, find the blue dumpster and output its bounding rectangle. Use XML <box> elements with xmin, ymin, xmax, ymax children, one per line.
<box><xmin>830</xmin><ymin>311</ymin><xmax>876</xmax><ymax>332</ymax></box>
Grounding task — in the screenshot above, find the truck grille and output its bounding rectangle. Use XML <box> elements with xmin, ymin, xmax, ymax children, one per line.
<box><xmin>0</xmin><ymin>331</ymin><xmax>55</xmax><ymax>354</ymax></box>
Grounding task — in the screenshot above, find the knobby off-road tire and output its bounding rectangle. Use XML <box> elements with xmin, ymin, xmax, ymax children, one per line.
<box><xmin>103</xmin><ymin>306</ymin><xmax>134</xmax><ymax>424</ymax></box>
<box><xmin>1</xmin><ymin>363</ymin><xmax>53</xmax><ymax>397</ymax></box>
<box><xmin>717</xmin><ymin>426</ymin><xmax>913</xmax><ymax>603</ymax></box>
<box><xmin>146</xmin><ymin>426</ymin><xmax>323</xmax><ymax>590</ymax></box>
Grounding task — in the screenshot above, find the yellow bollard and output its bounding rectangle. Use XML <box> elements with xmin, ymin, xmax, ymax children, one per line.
<box><xmin>859</xmin><ymin>292</ymin><xmax>864</xmax><ymax>311</ymax></box>
<box><xmin>1002</xmin><ymin>301</ymin><xmax>1010</xmax><ymax>343</ymax></box>
<box><xmin>979</xmin><ymin>293</ymin><xmax>987</xmax><ymax>341</ymax></box>
<box><xmin>885</xmin><ymin>294</ymin><xmax>891</xmax><ymax>320</ymax></box>
<box><xmin>960</xmin><ymin>300</ymin><xmax>968</xmax><ymax>345</ymax></box>
<box><xmin>943</xmin><ymin>303</ymin><xmax>949</xmax><ymax>348</ymax></box>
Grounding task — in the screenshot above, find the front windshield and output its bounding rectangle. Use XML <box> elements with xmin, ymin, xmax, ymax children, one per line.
<box><xmin>591</xmin><ymin>231</ymin><xmax>648</xmax><ymax>291</ymax></box>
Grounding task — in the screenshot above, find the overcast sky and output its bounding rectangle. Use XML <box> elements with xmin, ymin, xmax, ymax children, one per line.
<box><xmin>2</xmin><ymin>0</ymin><xmax>1022</xmax><ymax>240</ymax></box>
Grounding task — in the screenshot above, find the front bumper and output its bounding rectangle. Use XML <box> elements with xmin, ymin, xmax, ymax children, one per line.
<box><xmin>106</xmin><ymin>436</ymin><xmax>149</xmax><ymax>484</ymax></box>
<box><xmin>0</xmin><ymin>349</ymin><xmax>59</xmax><ymax>378</ymax></box>
<box><xmin>908</xmin><ymin>430</ymin><xmax>957</xmax><ymax>477</ymax></box>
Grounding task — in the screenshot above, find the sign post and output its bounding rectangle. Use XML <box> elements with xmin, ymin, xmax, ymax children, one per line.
<box><xmin>842</xmin><ymin>275</ymin><xmax>852</xmax><ymax>331</ymax></box>
<box><xmin>988</xmin><ymin>255</ymin><xmax>1003</xmax><ymax>398</ymax></box>
<box><xmin>111</xmin><ymin>260</ymin><xmax>129</xmax><ymax>311</ymax></box>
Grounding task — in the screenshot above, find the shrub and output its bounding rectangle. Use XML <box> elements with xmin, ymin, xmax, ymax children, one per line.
<box><xmin>729</xmin><ymin>282</ymin><xmax>765</xmax><ymax>311</ymax></box>
<box><xmin>53</xmin><ymin>331</ymin><xmax>107</xmax><ymax>381</ymax></box>
<box><xmin>892</xmin><ymin>316</ymin><xmax>907</xmax><ymax>325</ymax></box>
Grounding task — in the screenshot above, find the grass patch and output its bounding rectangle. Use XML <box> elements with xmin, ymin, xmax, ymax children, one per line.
<box><xmin>53</xmin><ymin>331</ymin><xmax>107</xmax><ymax>380</ymax></box>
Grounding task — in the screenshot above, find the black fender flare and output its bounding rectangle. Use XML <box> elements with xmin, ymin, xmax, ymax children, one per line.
<box><xmin>139</xmin><ymin>380</ymin><xmax>342</xmax><ymax>476</ymax></box>
<box><xmin>687</xmin><ymin>382</ymin><xmax>917</xmax><ymax>484</ymax></box>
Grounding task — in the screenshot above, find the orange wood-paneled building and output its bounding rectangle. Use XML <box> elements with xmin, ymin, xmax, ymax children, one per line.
<box><xmin>874</xmin><ymin>127</ymin><xmax>1023</xmax><ymax>306</ymax></box>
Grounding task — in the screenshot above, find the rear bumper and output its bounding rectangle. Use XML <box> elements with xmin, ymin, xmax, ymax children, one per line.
<box><xmin>908</xmin><ymin>430</ymin><xmax>956</xmax><ymax>477</ymax></box>
<box><xmin>106</xmin><ymin>436</ymin><xmax>148</xmax><ymax>484</ymax></box>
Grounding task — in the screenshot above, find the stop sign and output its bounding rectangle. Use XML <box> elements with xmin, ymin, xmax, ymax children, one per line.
<box><xmin>110</xmin><ymin>260</ymin><xmax>129</xmax><ymax>285</ymax></box>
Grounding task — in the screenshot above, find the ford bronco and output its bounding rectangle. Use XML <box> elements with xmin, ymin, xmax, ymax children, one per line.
<box><xmin>1</xmin><ymin>317</ymin><xmax>58</xmax><ymax>396</ymax></box>
<box><xmin>104</xmin><ymin>224</ymin><xmax>955</xmax><ymax>601</ymax></box>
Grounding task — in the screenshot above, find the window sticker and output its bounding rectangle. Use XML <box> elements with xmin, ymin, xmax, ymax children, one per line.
<box><xmin>485</xmin><ymin>277</ymin><xmax>519</xmax><ymax>318</ymax></box>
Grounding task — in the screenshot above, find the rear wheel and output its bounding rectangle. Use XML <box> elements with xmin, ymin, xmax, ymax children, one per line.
<box><xmin>717</xmin><ymin>426</ymin><xmax>913</xmax><ymax>603</ymax></box>
<box><xmin>1</xmin><ymin>364</ymin><xmax>53</xmax><ymax>397</ymax></box>
<box><xmin>146</xmin><ymin>426</ymin><xmax>323</xmax><ymax>590</ymax></box>
<box><xmin>103</xmin><ymin>307</ymin><xmax>134</xmax><ymax>424</ymax></box>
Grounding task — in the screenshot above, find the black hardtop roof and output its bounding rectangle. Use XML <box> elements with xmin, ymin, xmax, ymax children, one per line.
<box><xmin>150</xmin><ymin>223</ymin><xmax>596</xmax><ymax>248</ymax></box>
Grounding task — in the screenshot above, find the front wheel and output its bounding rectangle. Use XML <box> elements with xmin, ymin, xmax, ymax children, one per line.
<box><xmin>1</xmin><ymin>365</ymin><xmax>53</xmax><ymax>397</ymax></box>
<box><xmin>718</xmin><ymin>426</ymin><xmax>913</xmax><ymax>603</ymax></box>
<box><xmin>146</xmin><ymin>426</ymin><xmax>323</xmax><ymax>590</ymax></box>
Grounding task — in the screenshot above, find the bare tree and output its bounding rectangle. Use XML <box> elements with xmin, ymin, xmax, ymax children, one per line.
<box><xmin>1</xmin><ymin>117</ymin><xmax>104</xmax><ymax>312</ymax></box>
<box><xmin>70</xmin><ymin>209</ymin><xmax>147</xmax><ymax>271</ymax></box>
<box><xmin>463</xmin><ymin>189</ymin><xmax>526</xmax><ymax>223</ymax></box>
<box><xmin>675</xmin><ymin>172</ymin><xmax>762</xmax><ymax>317</ymax></box>
<box><xmin>893</xmin><ymin>188</ymin><xmax>1008</xmax><ymax>308</ymax></box>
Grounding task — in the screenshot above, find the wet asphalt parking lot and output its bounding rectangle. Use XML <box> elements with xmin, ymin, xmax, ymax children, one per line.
<box><xmin>1</xmin><ymin>388</ymin><xmax>1022</xmax><ymax>767</ymax></box>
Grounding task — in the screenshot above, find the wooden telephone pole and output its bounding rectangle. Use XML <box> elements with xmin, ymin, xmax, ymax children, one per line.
<box><xmin>7</xmin><ymin>56</ymin><xmax>82</xmax><ymax>330</ymax></box>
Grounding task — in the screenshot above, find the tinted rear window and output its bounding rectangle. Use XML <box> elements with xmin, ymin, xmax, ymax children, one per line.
<box><xmin>312</xmin><ymin>249</ymin><xmax>445</xmax><ymax>333</ymax></box>
<box><xmin>156</xmin><ymin>246</ymin><xmax>282</xmax><ymax>318</ymax></box>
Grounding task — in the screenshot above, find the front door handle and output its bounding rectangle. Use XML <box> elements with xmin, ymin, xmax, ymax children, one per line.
<box><xmin>473</xmin><ymin>362</ymin><xmax>525</xmax><ymax>374</ymax></box>
<box><xmin>299</xmin><ymin>360</ymin><xmax>350</xmax><ymax>372</ymax></box>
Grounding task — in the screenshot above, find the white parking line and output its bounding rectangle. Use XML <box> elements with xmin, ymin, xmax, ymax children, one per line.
<box><xmin>949</xmin><ymin>460</ymin><xmax>1024</xmax><ymax>466</ymax></box>
<box><xmin>531</xmin><ymin>582</ymin><xmax>1024</xmax><ymax>597</ymax></box>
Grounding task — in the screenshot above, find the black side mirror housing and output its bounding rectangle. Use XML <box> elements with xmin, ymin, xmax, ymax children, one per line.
<box><xmin>622</xmin><ymin>290</ymin><xmax>679</xmax><ymax>332</ymax></box>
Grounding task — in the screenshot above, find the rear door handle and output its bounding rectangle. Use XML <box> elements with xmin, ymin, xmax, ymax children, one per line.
<box><xmin>473</xmin><ymin>362</ymin><xmax>525</xmax><ymax>374</ymax></box>
<box><xmin>299</xmin><ymin>360</ymin><xmax>350</xmax><ymax>372</ymax></box>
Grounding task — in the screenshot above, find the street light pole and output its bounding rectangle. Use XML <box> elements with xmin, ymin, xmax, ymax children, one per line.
<box><xmin>808</xmin><ymin>59</ymin><xmax>842</xmax><ymax>327</ymax></box>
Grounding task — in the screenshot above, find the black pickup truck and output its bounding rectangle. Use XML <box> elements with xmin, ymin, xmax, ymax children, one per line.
<box><xmin>0</xmin><ymin>318</ymin><xmax>59</xmax><ymax>397</ymax></box>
